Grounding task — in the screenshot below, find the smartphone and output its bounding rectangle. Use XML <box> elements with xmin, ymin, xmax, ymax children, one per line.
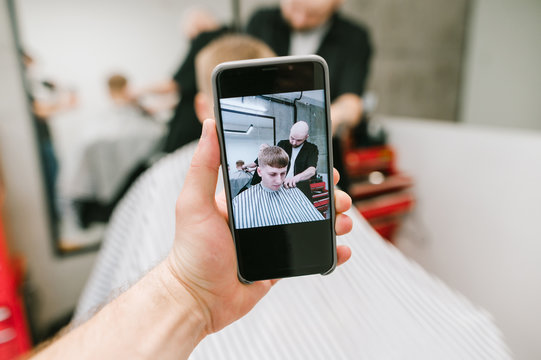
<box><xmin>212</xmin><ymin>55</ymin><xmax>336</xmax><ymax>283</ymax></box>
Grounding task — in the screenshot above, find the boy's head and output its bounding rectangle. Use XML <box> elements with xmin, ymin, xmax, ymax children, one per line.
<box><xmin>257</xmin><ymin>146</ymin><xmax>290</xmax><ymax>191</ymax></box>
<box><xmin>107</xmin><ymin>74</ymin><xmax>129</xmax><ymax>102</ymax></box>
<box><xmin>235</xmin><ymin>160</ymin><xmax>245</xmax><ymax>169</ymax></box>
<box><xmin>194</xmin><ymin>34</ymin><xmax>275</xmax><ymax>121</ymax></box>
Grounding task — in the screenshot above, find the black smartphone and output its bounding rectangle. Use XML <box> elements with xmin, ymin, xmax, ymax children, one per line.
<box><xmin>212</xmin><ymin>55</ymin><xmax>336</xmax><ymax>283</ymax></box>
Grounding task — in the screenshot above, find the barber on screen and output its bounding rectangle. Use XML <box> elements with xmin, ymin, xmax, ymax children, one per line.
<box><xmin>245</xmin><ymin>121</ymin><xmax>318</xmax><ymax>199</ymax></box>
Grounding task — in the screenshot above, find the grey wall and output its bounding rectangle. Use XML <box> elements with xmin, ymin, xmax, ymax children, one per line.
<box><xmin>267</xmin><ymin>100</ymin><xmax>294</xmax><ymax>142</ymax></box>
<box><xmin>297</xmin><ymin>102</ymin><xmax>328</xmax><ymax>173</ymax></box>
<box><xmin>461</xmin><ymin>0</ymin><xmax>541</xmax><ymax>131</ymax></box>
<box><xmin>341</xmin><ymin>0</ymin><xmax>469</xmax><ymax>121</ymax></box>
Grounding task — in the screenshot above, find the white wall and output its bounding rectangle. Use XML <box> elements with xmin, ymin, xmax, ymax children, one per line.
<box><xmin>385</xmin><ymin>117</ymin><xmax>541</xmax><ymax>359</ymax></box>
<box><xmin>16</xmin><ymin>0</ymin><xmax>232</xmax><ymax>109</ymax></box>
<box><xmin>461</xmin><ymin>0</ymin><xmax>541</xmax><ymax>131</ymax></box>
<box><xmin>0</xmin><ymin>3</ymin><xmax>97</xmax><ymax>330</ymax></box>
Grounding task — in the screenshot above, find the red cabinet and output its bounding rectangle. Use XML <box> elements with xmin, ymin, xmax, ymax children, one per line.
<box><xmin>0</xmin><ymin>211</ymin><xmax>31</xmax><ymax>359</ymax></box>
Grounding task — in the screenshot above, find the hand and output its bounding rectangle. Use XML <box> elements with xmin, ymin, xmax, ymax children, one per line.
<box><xmin>283</xmin><ymin>175</ymin><xmax>299</xmax><ymax>189</ymax></box>
<box><xmin>166</xmin><ymin>119</ymin><xmax>353</xmax><ymax>337</ymax></box>
<box><xmin>182</xmin><ymin>8</ymin><xmax>220</xmax><ymax>40</ymax></box>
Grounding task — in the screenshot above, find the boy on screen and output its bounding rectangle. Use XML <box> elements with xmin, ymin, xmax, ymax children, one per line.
<box><xmin>232</xmin><ymin>146</ymin><xmax>324</xmax><ymax>229</ymax></box>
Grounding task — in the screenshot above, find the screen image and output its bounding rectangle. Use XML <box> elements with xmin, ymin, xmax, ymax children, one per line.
<box><xmin>220</xmin><ymin>90</ymin><xmax>331</xmax><ymax>230</ymax></box>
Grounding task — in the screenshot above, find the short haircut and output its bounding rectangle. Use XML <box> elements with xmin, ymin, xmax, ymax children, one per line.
<box><xmin>235</xmin><ymin>160</ymin><xmax>245</xmax><ymax>167</ymax></box>
<box><xmin>259</xmin><ymin>146</ymin><xmax>289</xmax><ymax>169</ymax></box>
<box><xmin>108</xmin><ymin>74</ymin><xmax>127</xmax><ymax>92</ymax></box>
<box><xmin>195</xmin><ymin>34</ymin><xmax>275</xmax><ymax>96</ymax></box>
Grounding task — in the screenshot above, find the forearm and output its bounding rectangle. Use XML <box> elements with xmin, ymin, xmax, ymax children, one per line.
<box><xmin>140</xmin><ymin>97</ymin><xmax>179</xmax><ymax>115</ymax></box>
<box><xmin>33</xmin><ymin>94</ymin><xmax>76</xmax><ymax>118</ymax></box>
<box><xmin>33</xmin><ymin>262</ymin><xmax>206</xmax><ymax>360</ymax></box>
<box><xmin>295</xmin><ymin>166</ymin><xmax>316</xmax><ymax>181</ymax></box>
<box><xmin>330</xmin><ymin>93</ymin><xmax>363</xmax><ymax>134</ymax></box>
<box><xmin>242</xmin><ymin>162</ymin><xmax>257</xmax><ymax>171</ymax></box>
<box><xmin>140</xmin><ymin>80</ymin><xmax>179</xmax><ymax>96</ymax></box>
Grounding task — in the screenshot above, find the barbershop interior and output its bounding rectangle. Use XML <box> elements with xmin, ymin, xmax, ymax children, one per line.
<box><xmin>0</xmin><ymin>0</ymin><xmax>539</xmax><ymax>358</ymax></box>
<box><xmin>222</xmin><ymin>91</ymin><xmax>331</xmax><ymax>211</ymax></box>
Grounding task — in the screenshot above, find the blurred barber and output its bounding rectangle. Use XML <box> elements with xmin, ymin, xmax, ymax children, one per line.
<box><xmin>246</xmin><ymin>0</ymin><xmax>373</xmax><ymax>191</ymax></box>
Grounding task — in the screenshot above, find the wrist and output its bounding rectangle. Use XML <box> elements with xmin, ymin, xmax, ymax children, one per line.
<box><xmin>156</xmin><ymin>259</ymin><xmax>210</xmax><ymax>341</ymax></box>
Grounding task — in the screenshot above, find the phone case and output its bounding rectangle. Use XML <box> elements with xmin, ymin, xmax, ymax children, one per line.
<box><xmin>212</xmin><ymin>55</ymin><xmax>337</xmax><ymax>283</ymax></box>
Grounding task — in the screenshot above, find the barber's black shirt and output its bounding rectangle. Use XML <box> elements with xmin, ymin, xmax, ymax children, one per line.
<box><xmin>246</xmin><ymin>8</ymin><xmax>372</xmax><ymax>101</ymax></box>
<box><xmin>163</xmin><ymin>27</ymin><xmax>230</xmax><ymax>153</ymax></box>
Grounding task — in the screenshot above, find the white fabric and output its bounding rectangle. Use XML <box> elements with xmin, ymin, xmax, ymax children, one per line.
<box><xmin>74</xmin><ymin>141</ymin><xmax>511</xmax><ymax>359</ymax></box>
<box><xmin>286</xmin><ymin>144</ymin><xmax>302</xmax><ymax>179</ymax></box>
<box><xmin>53</xmin><ymin>104</ymin><xmax>165</xmax><ymax>203</ymax></box>
<box><xmin>289</xmin><ymin>22</ymin><xmax>331</xmax><ymax>56</ymax></box>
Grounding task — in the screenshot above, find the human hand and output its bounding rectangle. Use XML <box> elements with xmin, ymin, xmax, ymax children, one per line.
<box><xmin>181</xmin><ymin>8</ymin><xmax>220</xmax><ymax>40</ymax></box>
<box><xmin>283</xmin><ymin>175</ymin><xmax>299</xmax><ymax>189</ymax></box>
<box><xmin>165</xmin><ymin>119</ymin><xmax>353</xmax><ymax>338</ymax></box>
<box><xmin>258</xmin><ymin>143</ymin><xmax>270</xmax><ymax>152</ymax></box>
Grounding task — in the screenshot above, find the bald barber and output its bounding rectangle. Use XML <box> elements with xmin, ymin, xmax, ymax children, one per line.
<box><xmin>247</xmin><ymin>121</ymin><xmax>318</xmax><ymax>199</ymax></box>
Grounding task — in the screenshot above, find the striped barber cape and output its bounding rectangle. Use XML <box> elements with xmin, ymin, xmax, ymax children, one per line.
<box><xmin>232</xmin><ymin>184</ymin><xmax>324</xmax><ymax>229</ymax></box>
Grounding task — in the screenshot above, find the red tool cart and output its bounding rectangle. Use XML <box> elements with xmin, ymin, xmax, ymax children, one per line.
<box><xmin>344</xmin><ymin>145</ymin><xmax>415</xmax><ymax>243</ymax></box>
<box><xmin>0</xmin><ymin>198</ymin><xmax>32</xmax><ymax>358</ymax></box>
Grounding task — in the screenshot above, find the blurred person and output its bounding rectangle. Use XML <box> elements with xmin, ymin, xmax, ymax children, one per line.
<box><xmin>234</xmin><ymin>160</ymin><xmax>244</xmax><ymax>170</ymax></box>
<box><xmin>135</xmin><ymin>9</ymin><xmax>229</xmax><ymax>154</ymax></box>
<box><xmin>246</xmin><ymin>0</ymin><xmax>373</xmax><ymax>191</ymax></box>
<box><xmin>228</xmin><ymin>160</ymin><xmax>252</xmax><ymax>197</ymax></box>
<box><xmin>181</xmin><ymin>7</ymin><xmax>221</xmax><ymax>41</ymax></box>
<box><xmin>107</xmin><ymin>74</ymin><xmax>131</xmax><ymax>106</ymax></box>
<box><xmin>69</xmin><ymin>73</ymin><xmax>165</xmax><ymax>228</ymax></box>
<box><xmin>21</xmin><ymin>51</ymin><xmax>77</xmax><ymax>220</ymax></box>
<box><xmin>104</xmin><ymin>73</ymin><xmax>153</xmax><ymax>120</ymax></box>
<box><xmin>233</xmin><ymin>146</ymin><xmax>323</xmax><ymax>229</ymax></box>
<box><xmin>247</xmin><ymin>0</ymin><xmax>371</xmax><ymax>131</ymax></box>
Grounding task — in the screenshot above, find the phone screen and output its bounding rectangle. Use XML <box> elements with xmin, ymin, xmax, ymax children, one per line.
<box><xmin>214</xmin><ymin>58</ymin><xmax>335</xmax><ymax>282</ymax></box>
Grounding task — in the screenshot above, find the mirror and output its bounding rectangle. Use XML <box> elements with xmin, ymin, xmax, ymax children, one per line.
<box><xmin>10</xmin><ymin>0</ymin><xmax>538</xmax><ymax>253</ymax></box>
<box><xmin>11</xmin><ymin>0</ymin><xmax>234</xmax><ymax>253</ymax></box>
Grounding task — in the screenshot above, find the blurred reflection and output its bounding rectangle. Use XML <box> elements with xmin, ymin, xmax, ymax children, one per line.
<box><xmin>14</xmin><ymin>0</ymin><xmax>210</xmax><ymax>251</ymax></box>
<box><xmin>60</xmin><ymin>74</ymin><xmax>164</xmax><ymax>234</ymax></box>
<box><xmin>21</xmin><ymin>50</ymin><xmax>78</xmax><ymax>226</ymax></box>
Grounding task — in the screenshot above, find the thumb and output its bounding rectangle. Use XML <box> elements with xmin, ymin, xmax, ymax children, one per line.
<box><xmin>181</xmin><ymin>119</ymin><xmax>221</xmax><ymax>203</ymax></box>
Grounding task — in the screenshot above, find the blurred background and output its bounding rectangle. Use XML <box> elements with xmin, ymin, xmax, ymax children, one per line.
<box><xmin>0</xmin><ymin>0</ymin><xmax>540</xmax><ymax>358</ymax></box>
